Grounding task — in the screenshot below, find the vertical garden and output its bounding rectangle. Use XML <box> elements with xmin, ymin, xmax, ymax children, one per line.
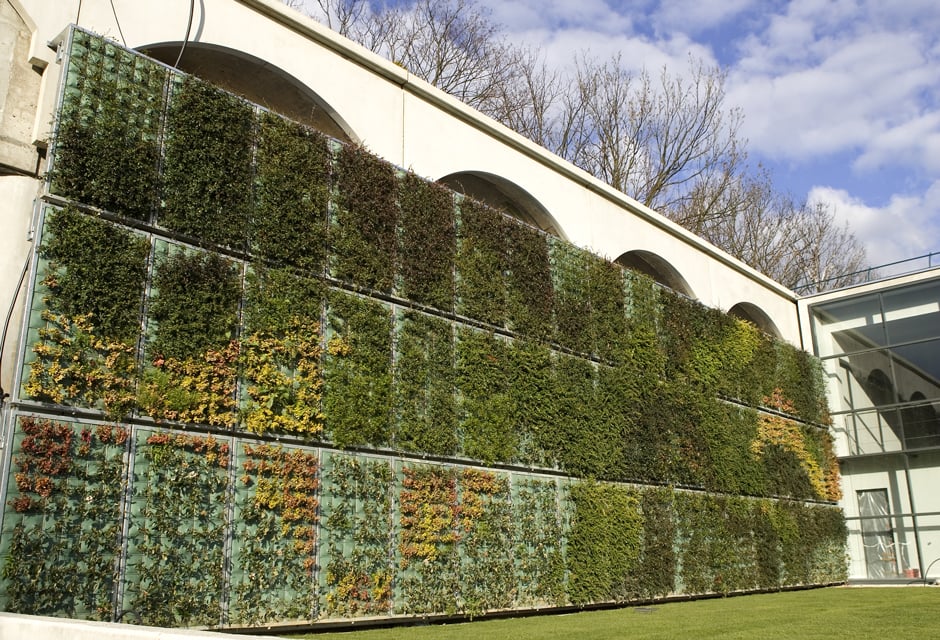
<box><xmin>0</xmin><ymin>28</ymin><xmax>846</xmax><ymax>629</ymax></box>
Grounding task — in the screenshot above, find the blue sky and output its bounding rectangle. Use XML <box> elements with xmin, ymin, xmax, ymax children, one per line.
<box><xmin>300</xmin><ymin>0</ymin><xmax>940</xmax><ymax>267</ymax></box>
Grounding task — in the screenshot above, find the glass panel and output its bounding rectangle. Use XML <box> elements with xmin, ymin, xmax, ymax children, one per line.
<box><xmin>901</xmin><ymin>401</ymin><xmax>940</xmax><ymax>449</ymax></box>
<box><xmin>882</xmin><ymin>280</ymin><xmax>940</xmax><ymax>345</ymax></box>
<box><xmin>890</xmin><ymin>339</ymin><xmax>940</xmax><ymax>403</ymax></box>
<box><xmin>845</xmin><ymin>408</ymin><xmax>903</xmax><ymax>455</ymax></box>
<box><xmin>857</xmin><ymin>489</ymin><xmax>897</xmax><ymax>579</ymax></box>
<box><xmin>812</xmin><ymin>294</ymin><xmax>885</xmax><ymax>358</ymax></box>
<box><xmin>830</xmin><ymin>349</ymin><xmax>898</xmax><ymax>411</ymax></box>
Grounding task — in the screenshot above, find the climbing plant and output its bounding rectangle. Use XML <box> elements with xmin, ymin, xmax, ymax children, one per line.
<box><xmin>230</xmin><ymin>444</ymin><xmax>320</xmax><ymax>625</ymax></box>
<box><xmin>321</xmin><ymin>453</ymin><xmax>394</xmax><ymax>618</ymax></box>
<box><xmin>124</xmin><ymin>430</ymin><xmax>231</xmax><ymax>627</ymax></box>
<box><xmin>0</xmin><ymin>418</ymin><xmax>127</xmax><ymax>619</ymax></box>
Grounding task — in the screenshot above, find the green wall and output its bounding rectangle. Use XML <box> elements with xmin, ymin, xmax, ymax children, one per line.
<box><xmin>0</xmin><ymin>28</ymin><xmax>846</xmax><ymax>628</ymax></box>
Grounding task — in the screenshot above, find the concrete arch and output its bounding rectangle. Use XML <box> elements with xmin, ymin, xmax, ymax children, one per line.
<box><xmin>729</xmin><ymin>302</ymin><xmax>782</xmax><ymax>338</ymax></box>
<box><xmin>438</xmin><ymin>171</ymin><xmax>566</xmax><ymax>240</ymax></box>
<box><xmin>615</xmin><ymin>250</ymin><xmax>695</xmax><ymax>299</ymax></box>
<box><xmin>142</xmin><ymin>41</ymin><xmax>356</xmax><ymax>143</ymax></box>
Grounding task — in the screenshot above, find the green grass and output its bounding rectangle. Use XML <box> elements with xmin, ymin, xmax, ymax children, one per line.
<box><xmin>288</xmin><ymin>587</ymin><xmax>938</xmax><ymax>640</ymax></box>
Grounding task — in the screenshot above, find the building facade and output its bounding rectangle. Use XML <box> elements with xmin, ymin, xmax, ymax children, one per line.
<box><xmin>801</xmin><ymin>268</ymin><xmax>940</xmax><ymax>582</ymax></box>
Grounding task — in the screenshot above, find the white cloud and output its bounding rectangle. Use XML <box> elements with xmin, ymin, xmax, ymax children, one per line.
<box><xmin>649</xmin><ymin>0</ymin><xmax>755</xmax><ymax>36</ymax></box>
<box><xmin>729</xmin><ymin>28</ymin><xmax>940</xmax><ymax>163</ymax></box>
<box><xmin>809</xmin><ymin>183</ymin><xmax>940</xmax><ymax>265</ymax></box>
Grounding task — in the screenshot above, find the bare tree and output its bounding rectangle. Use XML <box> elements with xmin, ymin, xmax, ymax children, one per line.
<box><xmin>788</xmin><ymin>202</ymin><xmax>870</xmax><ymax>293</ymax></box>
<box><xmin>568</xmin><ymin>56</ymin><xmax>745</xmax><ymax>224</ymax></box>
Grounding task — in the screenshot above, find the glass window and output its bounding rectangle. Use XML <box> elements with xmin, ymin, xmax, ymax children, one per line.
<box><xmin>882</xmin><ymin>280</ymin><xmax>940</xmax><ymax>345</ymax></box>
<box><xmin>843</xmin><ymin>408</ymin><xmax>903</xmax><ymax>455</ymax></box>
<box><xmin>812</xmin><ymin>293</ymin><xmax>885</xmax><ymax>358</ymax></box>
<box><xmin>890</xmin><ymin>339</ymin><xmax>940</xmax><ymax>403</ymax></box>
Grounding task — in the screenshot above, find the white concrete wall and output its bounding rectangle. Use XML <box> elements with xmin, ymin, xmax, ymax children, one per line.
<box><xmin>0</xmin><ymin>174</ymin><xmax>38</xmax><ymax>400</ymax></box>
<box><xmin>9</xmin><ymin>0</ymin><xmax>802</xmax><ymax>346</ymax></box>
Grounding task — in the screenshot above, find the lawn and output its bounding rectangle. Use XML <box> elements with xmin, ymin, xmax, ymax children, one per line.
<box><xmin>288</xmin><ymin>587</ymin><xmax>937</xmax><ymax>640</ymax></box>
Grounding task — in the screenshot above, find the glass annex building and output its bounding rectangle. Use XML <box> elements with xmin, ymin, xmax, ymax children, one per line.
<box><xmin>803</xmin><ymin>267</ymin><xmax>940</xmax><ymax>582</ymax></box>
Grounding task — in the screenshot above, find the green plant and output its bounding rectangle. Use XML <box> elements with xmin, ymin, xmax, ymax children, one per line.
<box><xmin>455</xmin><ymin>329</ymin><xmax>516</xmax><ymax>464</ymax></box>
<box><xmin>394</xmin><ymin>312</ymin><xmax>458</xmax><ymax>456</ymax></box>
<box><xmin>331</xmin><ymin>144</ymin><xmax>399</xmax><ymax>292</ymax></box>
<box><xmin>323</xmin><ymin>292</ymin><xmax>393</xmax><ymax>447</ymax></box>
<box><xmin>126</xmin><ymin>431</ymin><xmax>230</xmax><ymax>627</ymax></box>
<box><xmin>138</xmin><ymin>341</ymin><xmax>240</xmax><ymax>427</ymax></box>
<box><xmin>398</xmin><ymin>173</ymin><xmax>456</xmax><ymax>311</ymax></box>
<box><xmin>243</xmin><ymin>266</ymin><xmax>324</xmax><ymax>336</ymax></box>
<box><xmin>322</xmin><ymin>454</ymin><xmax>394</xmax><ymax>618</ymax></box>
<box><xmin>550</xmin><ymin>355</ymin><xmax>601</xmax><ymax>477</ymax></box>
<box><xmin>567</xmin><ymin>481</ymin><xmax>643</xmax><ymax>604</ymax></box>
<box><xmin>253</xmin><ymin>113</ymin><xmax>331</xmax><ymax>271</ymax></box>
<box><xmin>51</xmin><ymin>31</ymin><xmax>165</xmax><ymax>220</ymax></box>
<box><xmin>551</xmin><ymin>241</ymin><xmax>627</xmax><ymax>358</ymax></box>
<box><xmin>39</xmin><ymin>206</ymin><xmax>150</xmax><ymax>341</ymax></box>
<box><xmin>25</xmin><ymin>311</ymin><xmax>138</xmax><ymax>419</ymax></box>
<box><xmin>1</xmin><ymin>418</ymin><xmax>127</xmax><ymax>619</ymax></box>
<box><xmin>240</xmin><ymin>318</ymin><xmax>326</xmax><ymax>438</ymax></box>
<box><xmin>457</xmin><ymin>469</ymin><xmax>516</xmax><ymax>617</ymax></box>
<box><xmin>513</xmin><ymin>477</ymin><xmax>566</xmax><ymax>607</ymax></box>
<box><xmin>397</xmin><ymin>464</ymin><xmax>461</xmax><ymax>615</ymax></box>
<box><xmin>148</xmin><ymin>246</ymin><xmax>242</xmax><ymax>361</ymax></box>
<box><xmin>627</xmin><ymin>487</ymin><xmax>676</xmax><ymax>599</ymax></box>
<box><xmin>505</xmin><ymin>223</ymin><xmax>554</xmax><ymax>340</ymax></box>
<box><xmin>455</xmin><ymin>198</ymin><xmax>508</xmax><ymax>326</ymax></box>
<box><xmin>230</xmin><ymin>443</ymin><xmax>320</xmax><ymax>624</ymax></box>
<box><xmin>674</xmin><ymin>493</ymin><xmax>756</xmax><ymax>595</ymax></box>
<box><xmin>506</xmin><ymin>340</ymin><xmax>558</xmax><ymax>467</ymax></box>
<box><xmin>161</xmin><ymin>75</ymin><xmax>255</xmax><ymax>250</ymax></box>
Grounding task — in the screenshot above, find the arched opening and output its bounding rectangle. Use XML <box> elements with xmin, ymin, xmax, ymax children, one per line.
<box><xmin>902</xmin><ymin>391</ymin><xmax>940</xmax><ymax>448</ymax></box>
<box><xmin>438</xmin><ymin>171</ymin><xmax>564</xmax><ymax>239</ymax></box>
<box><xmin>866</xmin><ymin>369</ymin><xmax>896</xmax><ymax>407</ymax></box>
<box><xmin>615</xmin><ymin>250</ymin><xmax>695</xmax><ymax>298</ymax></box>
<box><xmin>142</xmin><ymin>42</ymin><xmax>355</xmax><ymax>142</ymax></box>
<box><xmin>729</xmin><ymin>302</ymin><xmax>782</xmax><ymax>338</ymax></box>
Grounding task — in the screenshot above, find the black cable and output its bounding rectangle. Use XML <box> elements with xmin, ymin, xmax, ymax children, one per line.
<box><xmin>174</xmin><ymin>0</ymin><xmax>196</xmax><ymax>69</ymax></box>
<box><xmin>0</xmin><ymin>253</ymin><xmax>31</xmax><ymax>407</ymax></box>
<box><xmin>109</xmin><ymin>0</ymin><xmax>127</xmax><ymax>47</ymax></box>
